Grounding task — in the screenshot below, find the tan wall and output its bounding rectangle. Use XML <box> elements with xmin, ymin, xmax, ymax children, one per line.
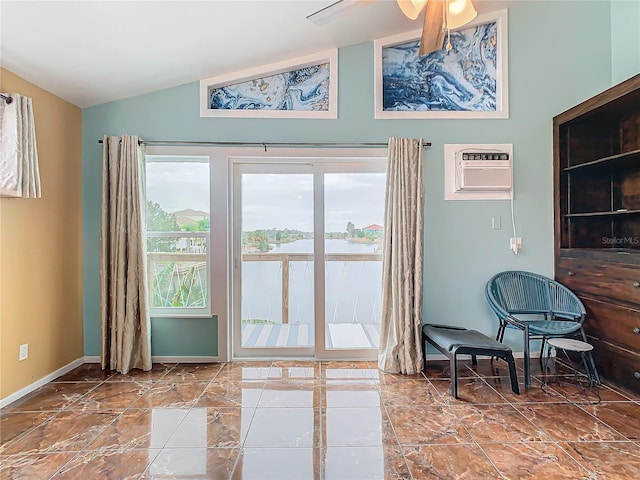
<box><xmin>0</xmin><ymin>68</ymin><xmax>83</xmax><ymax>401</ymax></box>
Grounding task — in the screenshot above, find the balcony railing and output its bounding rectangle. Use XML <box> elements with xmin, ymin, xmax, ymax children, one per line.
<box><xmin>147</xmin><ymin>251</ymin><xmax>382</xmax><ymax>319</ymax></box>
<box><xmin>147</xmin><ymin>252</ymin><xmax>208</xmax><ymax>308</ymax></box>
<box><xmin>242</xmin><ymin>252</ymin><xmax>382</xmax><ymax>324</ymax></box>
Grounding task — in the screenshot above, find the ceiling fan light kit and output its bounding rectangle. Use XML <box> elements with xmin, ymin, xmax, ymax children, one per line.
<box><xmin>397</xmin><ymin>0</ymin><xmax>428</xmax><ymax>20</ymax></box>
<box><xmin>397</xmin><ymin>0</ymin><xmax>478</xmax><ymax>55</ymax></box>
<box><xmin>446</xmin><ymin>0</ymin><xmax>478</xmax><ymax>29</ymax></box>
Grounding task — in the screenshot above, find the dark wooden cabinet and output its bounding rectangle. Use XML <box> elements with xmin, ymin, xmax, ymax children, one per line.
<box><xmin>554</xmin><ymin>74</ymin><xmax>640</xmax><ymax>394</ymax></box>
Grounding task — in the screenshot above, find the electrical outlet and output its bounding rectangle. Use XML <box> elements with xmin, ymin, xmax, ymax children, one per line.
<box><xmin>510</xmin><ymin>237</ymin><xmax>522</xmax><ymax>254</ymax></box>
<box><xmin>19</xmin><ymin>343</ymin><xmax>28</xmax><ymax>361</ymax></box>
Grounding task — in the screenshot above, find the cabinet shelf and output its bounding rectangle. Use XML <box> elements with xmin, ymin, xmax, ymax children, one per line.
<box><xmin>564</xmin><ymin>209</ymin><xmax>640</xmax><ymax>218</ymax></box>
<box><xmin>559</xmin><ymin>248</ymin><xmax>640</xmax><ymax>264</ymax></box>
<box><xmin>564</xmin><ymin>149</ymin><xmax>640</xmax><ymax>172</ymax></box>
<box><xmin>554</xmin><ymin>74</ymin><xmax>640</xmax><ymax>394</ymax></box>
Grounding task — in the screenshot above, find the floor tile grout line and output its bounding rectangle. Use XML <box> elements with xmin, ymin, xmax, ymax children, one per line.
<box><xmin>138</xmin><ymin>362</ymin><xmax>234</xmax><ymax>478</ymax></box>
<box><xmin>47</xmin><ymin>448</ymin><xmax>163</xmax><ymax>479</ymax></box>
<box><xmin>487</xmin><ymin>362</ymin><xmax>609</xmax><ymax>480</ymax></box>
<box><xmin>570</xmin><ymin>400</ymin><xmax>638</xmax><ymax>442</ymax></box>
<box><xmin>378</xmin><ymin>387</ymin><xmax>416</xmax><ymax>480</ymax></box>
<box><xmin>43</xmin><ymin>406</ymin><xmax>130</xmax><ymax>478</ymax></box>
<box><xmin>0</xmin><ymin>409</ymin><xmax>65</xmax><ymax>454</ymax></box>
<box><xmin>317</xmin><ymin>362</ymin><xmax>324</xmax><ymax>480</ymax></box>
<box><xmin>47</xmin><ymin>449</ymin><xmax>88</xmax><ymax>480</ymax></box>
<box><xmin>472</xmin><ymin>371</ymin><xmax>517</xmax><ymax>404</ymax></box>
<box><xmin>191</xmin><ymin>361</ymin><xmax>227</xmax><ymax>405</ymax></box>
<box><xmin>423</xmin><ymin>364</ymin><xmax>612</xmax><ymax>448</ymax></box>
<box><xmin>544</xmin><ymin>381</ymin><xmax>603</xmax><ymax>406</ymax></box>
<box><xmin>227</xmin><ymin>360</ymin><xmax>272</xmax><ymax>480</ymax></box>
<box><xmin>351</xmin><ymin>362</ymin><xmax>415</xmax><ymax>480</ymax></box>
<box><xmin>506</xmin><ymin>403</ymin><xmax>556</xmax><ymax>443</ymax></box>
<box><xmin>10</xmin><ymin>379</ymin><xmax>106</xmax><ymax>414</ymax></box>
<box><xmin>117</xmin><ymin>447</ymin><xmax>163</xmax><ymax>480</ymax></box>
<box><xmin>495</xmin><ymin>376</ymin><xmax>563</xmax><ymax>440</ymax></box>
<box><xmin>548</xmin><ymin>441</ymin><xmax>601</xmax><ymax>478</ymax></box>
<box><xmin>471</xmin><ymin>442</ymin><xmax>510</xmax><ymax>480</ymax></box>
<box><xmin>510</xmin><ymin>401</ymin><xmax>633</xmax><ymax>447</ymax></box>
<box><xmin>2</xmin><ymin>402</ymin><xmax>127</xmax><ymax>457</ymax></box>
<box><xmin>389</xmin><ymin>371</ymin><xmax>473</xmax><ymax>480</ymax></box>
<box><xmin>444</xmin><ymin>403</ymin><xmax>554</xmax><ymax>444</ymax></box>
<box><xmin>91</xmin><ymin>362</ymin><xmax>219</xmax><ymax>477</ymax></box>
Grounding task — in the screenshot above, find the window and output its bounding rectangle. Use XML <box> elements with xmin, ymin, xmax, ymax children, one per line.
<box><xmin>145</xmin><ymin>155</ymin><xmax>211</xmax><ymax>316</ymax></box>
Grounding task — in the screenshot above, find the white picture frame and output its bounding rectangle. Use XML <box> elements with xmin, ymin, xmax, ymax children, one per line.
<box><xmin>200</xmin><ymin>49</ymin><xmax>338</xmax><ymax>119</ymax></box>
<box><xmin>374</xmin><ymin>9</ymin><xmax>509</xmax><ymax>119</ymax></box>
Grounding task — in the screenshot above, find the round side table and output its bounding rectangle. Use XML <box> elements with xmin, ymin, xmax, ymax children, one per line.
<box><xmin>543</xmin><ymin>338</ymin><xmax>600</xmax><ymax>388</ymax></box>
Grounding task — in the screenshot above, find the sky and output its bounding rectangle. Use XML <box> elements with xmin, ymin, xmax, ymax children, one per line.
<box><xmin>146</xmin><ymin>159</ymin><xmax>386</xmax><ymax>233</ymax></box>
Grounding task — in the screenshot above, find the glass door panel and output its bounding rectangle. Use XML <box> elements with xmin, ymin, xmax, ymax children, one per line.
<box><xmin>239</xmin><ymin>172</ymin><xmax>315</xmax><ymax>352</ymax></box>
<box><xmin>323</xmin><ymin>173</ymin><xmax>386</xmax><ymax>350</ymax></box>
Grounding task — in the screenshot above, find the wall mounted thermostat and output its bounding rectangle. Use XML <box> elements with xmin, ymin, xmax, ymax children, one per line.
<box><xmin>444</xmin><ymin>144</ymin><xmax>514</xmax><ymax>200</ymax></box>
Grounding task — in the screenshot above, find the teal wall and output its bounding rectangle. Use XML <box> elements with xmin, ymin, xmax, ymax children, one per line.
<box><xmin>611</xmin><ymin>0</ymin><xmax>640</xmax><ymax>84</ymax></box>
<box><xmin>150</xmin><ymin>317</ymin><xmax>217</xmax><ymax>357</ymax></box>
<box><xmin>82</xmin><ymin>1</ymin><xmax>613</xmax><ymax>356</ymax></box>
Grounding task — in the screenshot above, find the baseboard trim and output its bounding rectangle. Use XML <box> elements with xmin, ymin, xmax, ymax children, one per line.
<box><xmin>82</xmin><ymin>356</ymin><xmax>222</xmax><ymax>364</ymax></box>
<box><xmin>0</xmin><ymin>357</ymin><xmax>85</xmax><ymax>409</ymax></box>
<box><xmin>151</xmin><ymin>356</ymin><xmax>221</xmax><ymax>363</ymax></box>
<box><xmin>94</xmin><ymin>353</ymin><xmax>536</xmax><ymax>363</ymax></box>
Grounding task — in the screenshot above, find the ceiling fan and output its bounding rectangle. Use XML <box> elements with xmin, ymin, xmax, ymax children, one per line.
<box><xmin>307</xmin><ymin>0</ymin><xmax>477</xmax><ymax>56</ymax></box>
<box><xmin>399</xmin><ymin>0</ymin><xmax>477</xmax><ymax>55</ymax></box>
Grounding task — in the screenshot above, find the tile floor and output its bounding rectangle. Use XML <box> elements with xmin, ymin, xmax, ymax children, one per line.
<box><xmin>1</xmin><ymin>359</ymin><xmax>639</xmax><ymax>479</ymax></box>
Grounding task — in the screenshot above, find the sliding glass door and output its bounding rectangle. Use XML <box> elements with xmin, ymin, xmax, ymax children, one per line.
<box><xmin>232</xmin><ymin>159</ymin><xmax>386</xmax><ymax>358</ymax></box>
<box><xmin>236</xmin><ymin>165</ymin><xmax>315</xmax><ymax>357</ymax></box>
<box><xmin>323</xmin><ymin>172</ymin><xmax>386</xmax><ymax>352</ymax></box>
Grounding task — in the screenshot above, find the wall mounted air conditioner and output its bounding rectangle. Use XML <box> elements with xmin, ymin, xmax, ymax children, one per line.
<box><xmin>455</xmin><ymin>152</ymin><xmax>512</xmax><ymax>191</ymax></box>
<box><xmin>444</xmin><ymin>144</ymin><xmax>514</xmax><ymax>201</ymax></box>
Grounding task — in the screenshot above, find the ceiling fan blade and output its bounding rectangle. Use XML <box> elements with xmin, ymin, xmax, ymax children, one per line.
<box><xmin>419</xmin><ymin>0</ymin><xmax>445</xmax><ymax>56</ymax></box>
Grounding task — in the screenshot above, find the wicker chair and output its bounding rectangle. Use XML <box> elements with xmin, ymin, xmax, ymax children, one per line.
<box><xmin>485</xmin><ymin>270</ymin><xmax>599</xmax><ymax>387</ymax></box>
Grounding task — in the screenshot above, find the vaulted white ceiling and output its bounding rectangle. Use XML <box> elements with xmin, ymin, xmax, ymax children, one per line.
<box><xmin>0</xmin><ymin>0</ymin><xmax>425</xmax><ymax>107</ymax></box>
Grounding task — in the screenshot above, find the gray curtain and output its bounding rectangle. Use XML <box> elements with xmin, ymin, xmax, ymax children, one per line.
<box><xmin>378</xmin><ymin>137</ymin><xmax>425</xmax><ymax>374</ymax></box>
<box><xmin>100</xmin><ymin>135</ymin><xmax>151</xmax><ymax>373</ymax></box>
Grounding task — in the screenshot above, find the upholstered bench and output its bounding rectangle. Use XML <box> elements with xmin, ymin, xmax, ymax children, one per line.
<box><xmin>422</xmin><ymin>324</ymin><xmax>520</xmax><ymax>398</ymax></box>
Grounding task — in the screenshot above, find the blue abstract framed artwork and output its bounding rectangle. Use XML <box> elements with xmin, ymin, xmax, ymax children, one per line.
<box><xmin>200</xmin><ymin>50</ymin><xmax>338</xmax><ymax>118</ymax></box>
<box><xmin>374</xmin><ymin>10</ymin><xmax>508</xmax><ymax>119</ymax></box>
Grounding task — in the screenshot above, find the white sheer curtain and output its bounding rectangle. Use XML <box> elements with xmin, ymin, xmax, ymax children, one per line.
<box><xmin>100</xmin><ymin>135</ymin><xmax>151</xmax><ymax>374</ymax></box>
<box><xmin>378</xmin><ymin>137</ymin><xmax>425</xmax><ymax>374</ymax></box>
<box><xmin>0</xmin><ymin>94</ymin><xmax>41</xmax><ymax>198</ymax></box>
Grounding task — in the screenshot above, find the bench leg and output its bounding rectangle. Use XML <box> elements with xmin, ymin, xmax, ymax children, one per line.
<box><xmin>505</xmin><ymin>351</ymin><xmax>520</xmax><ymax>395</ymax></box>
<box><xmin>471</xmin><ymin>355</ymin><xmax>478</xmax><ymax>366</ymax></box>
<box><xmin>451</xmin><ymin>352</ymin><xmax>459</xmax><ymax>399</ymax></box>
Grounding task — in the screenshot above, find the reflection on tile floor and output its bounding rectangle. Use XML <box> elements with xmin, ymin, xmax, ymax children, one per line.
<box><xmin>1</xmin><ymin>359</ymin><xmax>639</xmax><ymax>479</ymax></box>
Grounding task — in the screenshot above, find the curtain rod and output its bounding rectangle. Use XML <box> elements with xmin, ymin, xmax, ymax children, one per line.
<box><xmin>97</xmin><ymin>139</ymin><xmax>432</xmax><ymax>149</ymax></box>
<box><xmin>0</xmin><ymin>94</ymin><xmax>13</xmax><ymax>104</ymax></box>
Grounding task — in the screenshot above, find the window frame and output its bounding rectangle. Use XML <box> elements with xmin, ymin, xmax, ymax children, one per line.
<box><xmin>145</xmin><ymin>154</ymin><xmax>213</xmax><ymax>318</ymax></box>
<box><xmin>231</xmin><ymin>155</ymin><xmax>388</xmax><ymax>360</ymax></box>
<box><xmin>143</xmin><ymin>145</ymin><xmax>389</xmax><ymax>363</ymax></box>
